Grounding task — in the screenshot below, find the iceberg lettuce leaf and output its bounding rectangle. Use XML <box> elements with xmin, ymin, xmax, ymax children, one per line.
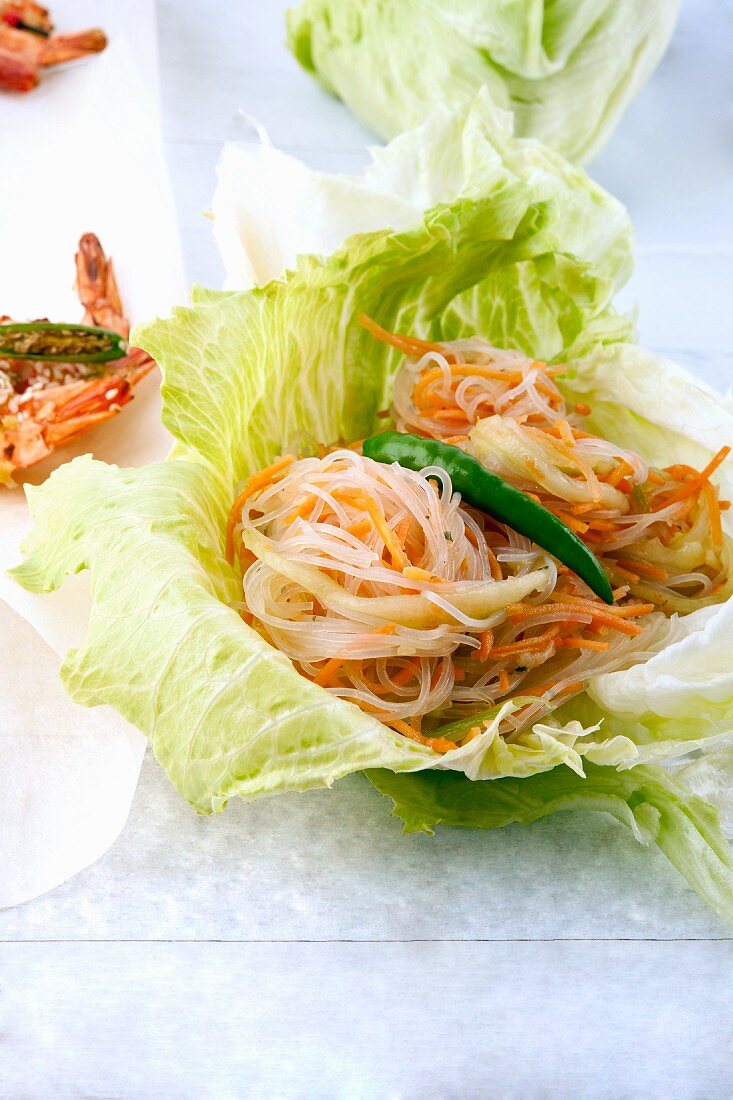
<box><xmin>366</xmin><ymin>762</ymin><xmax>733</xmax><ymax>925</ymax></box>
<box><xmin>10</xmin><ymin>98</ymin><xmax>733</xmax><ymax>821</ymax></box>
<box><xmin>287</xmin><ymin>0</ymin><xmax>679</xmax><ymax>163</ymax></box>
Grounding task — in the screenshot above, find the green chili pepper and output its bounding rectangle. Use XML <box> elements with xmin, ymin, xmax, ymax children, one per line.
<box><xmin>363</xmin><ymin>431</ymin><xmax>614</xmax><ymax>604</ymax></box>
<box><xmin>17</xmin><ymin>21</ymin><xmax>51</xmax><ymax>37</ymax></box>
<box><xmin>0</xmin><ymin>322</ymin><xmax>128</xmax><ymax>364</ymax></box>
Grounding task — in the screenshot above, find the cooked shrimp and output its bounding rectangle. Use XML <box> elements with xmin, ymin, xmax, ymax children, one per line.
<box><xmin>1</xmin><ymin>234</ymin><xmax>155</xmax><ymax>484</ymax></box>
<box><xmin>0</xmin><ymin>3</ymin><xmax>105</xmax><ymax>92</ymax></box>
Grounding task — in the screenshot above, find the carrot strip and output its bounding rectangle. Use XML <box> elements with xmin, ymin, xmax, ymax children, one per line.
<box><xmin>654</xmin><ymin>446</ymin><xmax>731</xmax><ymax>509</ymax></box>
<box><xmin>314</xmin><ymin>657</ymin><xmax>346</xmax><ymax>687</ymax></box>
<box><xmin>556</xmin><ymin>511</ymin><xmax>589</xmax><ymax>535</ymax></box>
<box><xmin>498</xmin><ymin>669</ymin><xmax>510</xmax><ymax>694</ymax></box>
<box><xmin>359</xmin><ymin>314</ymin><xmax>457</xmax><ymax>364</ymax></box>
<box><xmin>225</xmin><ymin>455</ymin><xmax>295</xmax><ymax>564</ymax></box>
<box><xmin>286</xmin><ymin>494</ymin><xmax>318</xmax><ymax>524</ymax></box>
<box><xmin>609</xmin><ymin>602</ymin><xmax>655</xmax><ymax>619</ymax></box>
<box><xmin>335</xmin><ymin>488</ymin><xmax>410</xmax><ymax>571</ymax></box>
<box><xmin>697</xmin><ymin>445</ymin><xmax>731</xmax><ymax>483</ymax></box>
<box><xmin>614</xmin><ymin>558</ymin><xmax>669</xmax><ymax>581</ymax></box>
<box><xmin>479</xmin><ymin>629</ymin><xmax>494</xmax><ymax>662</ymax></box>
<box><xmin>347</xmin><ymin>517</ymin><xmax>372</xmax><ymax>539</ymax></box>
<box><xmin>507</xmin><ymin>601</ymin><xmax>644</xmax><ymax>636</ymax></box>
<box><xmin>490</xmin><ymin>625</ymin><xmax>561</xmax><ymax>657</ymax></box>
<box><xmin>606</xmin><ymin>460</ymin><xmax>633</xmax><ymax>489</ymax></box>
<box><xmin>356</xmin><ymin>700</ymin><xmax>455</xmax><ymax>753</ymax></box>
<box><xmin>396</xmin><ymin>516</ymin><xmax>412</xmax><ymax>546</ymax></box>
<box><xmin>486</xmin><ymin>546</ymin><xmax>503</xmax><ymax>581</ymax></box>
<box><xmin>391</xmin><ymin>657</ymin><xmax>421</xmax><ymax>686</ymax></box>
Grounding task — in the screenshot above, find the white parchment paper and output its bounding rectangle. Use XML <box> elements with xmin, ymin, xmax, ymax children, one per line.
<box><xmin>0</xmin><ymin>0</ymin><xmax>183</xmax><ymax>906</ymax></box>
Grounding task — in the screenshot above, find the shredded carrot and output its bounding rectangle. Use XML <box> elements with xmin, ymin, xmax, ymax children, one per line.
<box><xmin>334</xmin><ymin>488</ymin><xmax>410</xmax><ymax>571</ymax></box>
<box><xmin>535</xmin><ymin>380</ymin><xmax>564</xmax><ymax>404</ymax></box>
<box><xmin>508</xmin><ymin>600</ymin><xmax>646</xmax><ymax>636</ymax></box>
<box><xmin>614</xmin><ymin>558</ymin><xmax>669</xmax><ymax>581</ymax></box>
<box><xmin>608</xmin><ymin>602</ymin><xmax>655</xmax><ymax>619</ymax></box>
<box><xmin>225</xmin><ymin>455</ymin><xmax>295</xmax><ymax>564</ymax></box>
<box><xmin>479</xmin><ymin>629</ymin><xmax>494</xmax><ymax>662</ymax></box>
<box><xmin>647</xmin><ymin>470</ymin><xmax>665</xmax><ymax>485</ymax></box>
<box><xmin>697</xmin><ymin>446</ymin><xmax>731</xmax><ymax>482</ymax></box>
<box><xmin>374</xmin><ymin>623</ymin><xmax>397</xmax><ymax>635</ymax></box>
<box><xmin>664</xmin><ymin>464</ymin><xmax>698</xmax><ymax>480</ymax></box>
<box><xmin>490</xmin><ymin>624</ymin><xmax>561</xmax><ymax>657</ymax></box>
<box><xmin>556</xmin><ymin>511</ymin><xmax>589</xmax><ymax>535</ymax></box>
<box><xmin>605</xmin><ymin>460</ymin><xmax>633</xmax><ymax>489</ymax></box>
<box><xmin>347</xmin><ymin>517</ymin><xmax>372</xmax><ymax>539</ymax></box>
<box><xmin>391</xmin><ymin>657</ymin><xmax>421</xmax><ymax>686</ymax></box>
<box><xmin>655</xmin><ymin>446</ymin><xmax>731</xmax><ymax>509</ymax></box>
<box><xmin>720</xmin><ymin>500</ymin><xmax>731</xmax><ymax>512</ymax></box>
<box><xmin>359</xmin><ymin>314</ymin><xmax>457</xmax><ymax>364</ymax></box>
<box><xmin>430</xmin><ymin>664</ymin><xmax>445</xmax><ymax>691</ymax></box>
<box><xmin>498</xmin><ymin>669</ymin><xmax>510</xmax><ymax>694</ymax></box>
<box><xmin>571</xmin><ymin>502</ymin><xmax>598</xmax><ymax>515</ymax></box>
<box><xmin>286</xmin><ymin>494</ymin><xmax>318</xmax><ymax>524</ymax></box>
<box><xmin>586</xmin><ymin>519</ymin><xmax>618</xmax><ymax>532</ymax></box>
<box><xmin>461</xmin><ymin>726</ymin><xmax>483</xmax><ymax>745</ymax></box>
<box><xmin>414</xmin><ymin>363</ymin><xmax>524</xmax><ymax>403</ymax></box>
<box><xmin>358</xmin><ymin>702</ymin><xmax>456</xmax><ymax>753</ymax></box>
<box><xmin>314</xmin><ymin>657</ymin><xmax>346</xmax><ymax>687</ymax></box>
<box><xmin>396</xmin><ymin>516</ymin><xmax>412</xmax><ymax>547</ymax></box>
<box><xmin>486</xmin><ymin>546</ymin><xmax>503</xmax><ymax>581</ymax></box>
<box><xmin>574</xmin><ymin>402</ymin><xmax>592</xmax><ymax>416</ymax></box>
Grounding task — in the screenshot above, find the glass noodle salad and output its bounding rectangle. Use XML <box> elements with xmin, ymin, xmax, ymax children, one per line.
<box><xmin>226</xmin><ymin>318</ymin><xmax>732</xmax><ymax>756</ymax></box>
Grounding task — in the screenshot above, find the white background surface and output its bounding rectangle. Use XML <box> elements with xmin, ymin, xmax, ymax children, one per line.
<box><xmin>1</xmin><ymin>1</ymin><xmax>733</xmax><ymax>1096</ymax></box>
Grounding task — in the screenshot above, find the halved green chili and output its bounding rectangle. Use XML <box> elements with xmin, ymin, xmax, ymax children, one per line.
<box><xmin>363</xmin><ymin>431</ymin><xmax>614</xmax><ymax>604</ymax></box>
<box><xmin>0</xmin><ymin>322</ymin><xmax>128</xmax><ymax>364</ymax></box>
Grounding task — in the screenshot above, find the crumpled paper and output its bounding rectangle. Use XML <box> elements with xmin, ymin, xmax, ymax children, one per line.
<box><xmin>0</xmin><ymin>0</ymin><xmax>184</xmax><ymax>907</ymax></box>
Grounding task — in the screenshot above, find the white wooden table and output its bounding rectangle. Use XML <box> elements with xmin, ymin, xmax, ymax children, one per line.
<box><xmin>2</xmin><ymin>2</ymin><xmax>732</xmax><ymax>1095</ymax></box>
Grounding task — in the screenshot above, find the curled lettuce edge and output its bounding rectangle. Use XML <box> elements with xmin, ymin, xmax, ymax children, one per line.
<box><xmin>365</xmin><ymin>760</ymin><xmax>733</xmax><ymax>926</ymax></box>
<box><xmin>286</xmin><ymin>0</ymin><xmax>679</xmax><ymax>163</ymax></box>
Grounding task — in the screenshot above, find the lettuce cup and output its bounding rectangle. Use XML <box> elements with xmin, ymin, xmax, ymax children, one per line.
<box><xmin>12</xmin><ymin>98</ymin><xmax>733</xmax><ymax>921</ymax></box>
